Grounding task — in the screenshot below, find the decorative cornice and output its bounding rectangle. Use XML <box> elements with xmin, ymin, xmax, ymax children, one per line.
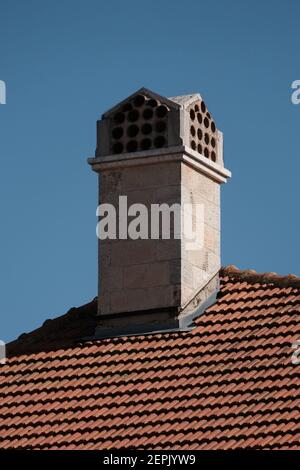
<box><xmin>88</xmin><ymin>145</ymin><xmax>231</xmax><ymax>184</ymax></box>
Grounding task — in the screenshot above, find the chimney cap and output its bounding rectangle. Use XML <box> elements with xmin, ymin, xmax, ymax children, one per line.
<box><xmin>95</xmin><ymin>87</ymin><xmax>222</xmax><ymax>167</ymax></box>
<box><xmin>102</xmin><ymin>87</ymin><xmax>180</xmax><ymax>119</ymax></box>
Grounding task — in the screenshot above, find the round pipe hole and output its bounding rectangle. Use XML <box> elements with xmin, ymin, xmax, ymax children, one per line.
<box><xmin>201</xmin><ymin>101</ymin><xmax>206</xmax><ymax>113</ymax></box>
<box><xmin>114</xmin><ymin>112</ymin><xmax>125</xmax><ymax>124</ymax></box>
<box><xmin>204</xmin><ymin>133</ymin><xmax>210</xmax><ymax>145</ymax></box>
<box><xmin>211</xmin><ymin>121</ymin><xmax>216</xmax><ymax>132</ymax></box>
<box><xmin>191</xmin><ymin>125</ymin><xmax>196</xmax><ymax>137</ymax></box>
<box><xmin>141</xmin><ymin>123</ymin><xmax>152</xmax><ymax>135</ymax></box>
<box><xmin>128</xmin><ymin>109</ymin><xmax>139</xmax><ymax>122</ymax></box>
<box><xmin>133</xmin><ymin>94</ymin><xmax>146</xmax><ymax>107</ymax></box>
<box><xmin>122</xmin><ymin>103</ymin><xmax>132</xmax><ymax>112</ymax></box>
<box><xmin>197</xmin><ymin>143</ymin><xmax>202</xmax><ymax>154</ymax></box>
<box><xmin>204</xmin><ymin>117</ymin><xmax>209</xmax><ymax>128</ymax></box>
<box><xmin>126</xmin><ymin>140</ymin><xmax>138</xmax><ymax>153</ymax></box>
<box><xmin>194</xmin><ymin>104</ymin><xmax>199</xmax><ymax>112</ymax></box>
<box><xmin>156</xmin><ymin>105</ymin><xmax>168</xmax><ymax>118</ymax></box>
<box><xmin>211</xmin><ymin>151</ymin><xmax>216</xmax><ymax>162</ymax></box>
<box><xmin>211</xmin><ymin>137</ymin><xmax>216</xmax><ymax>148</ymax></box>
<box><xmin>147</xmin><ymin>98</ymin><xmax>159</xmax><ymax>108</ymax></box>
<box><xmin>154</xmin><ymin>135</ymin><xmax>166</xmax><ymax>148</ymax></box>
<box><xmin>112</xmin><ymin>127</ymin><xmax>124</xmax><ymax>139</ymax></box>
<box><xmin>204</xmin><ymin>147</ymin><xmax>209</xmax><ymax>158</ymax></box>
<box><xmin>143</xmin><ymin>108</ymin><xmax>153</xmax><ymax>120</ymax></box>
<box><xmin>155</xmin><ymin>120</ymin><xmax>166</xmax><ymax>132</ymax></box>
<box><xmin>127</xmin><ymin>124</ymin><xmax>139</xmax><ymax>138</ymax></box>
<box><xmin>191</xmin><ymin>140</ymin><xmax>196</xmax><ymax>150</ymax></box>
<box><xmin>112</xmin><ymin>142</ymin><xmax>123</xmax><ymax>154</ymax></box>
<box><xmin>140</xmin><ymin>138</ymin><xmax>152</xmax><ymax>150</ymax></box>
<box><xmin>206</xmin><ymin>112</ymin><xmax>211</xmax><ymax>119</ymax></box>
<box><xmin>190</xmin><ymin>109</ymin><xmax>195</xmax><ymax>121</ymax></box>
<box><xmin>197</xmin><ymin>128</ymin><xmax>203</xmax><ymax>140</ymax></box>
<box><xmin>197</xmin><ymin>113</ymin><xmax>202</xmax><ymax>124</ymax></box>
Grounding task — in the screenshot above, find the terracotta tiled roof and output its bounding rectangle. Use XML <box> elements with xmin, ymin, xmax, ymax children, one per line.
<box><xmin>1</xmin><ymin>266</ymin><xmax>300</xmax><ymax>450</ymax></box>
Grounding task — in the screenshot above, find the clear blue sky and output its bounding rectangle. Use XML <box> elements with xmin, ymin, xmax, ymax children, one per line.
<box><xmin>0</xmin><ymin>0</ymin><xmax>299</xmax><ymax>342</ymax></box>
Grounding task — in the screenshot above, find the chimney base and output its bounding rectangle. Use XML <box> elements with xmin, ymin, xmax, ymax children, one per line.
<box><xmin>89</xmin><ymin>272</ymin><xmax>219</xmax><ymax>339</ymax></box>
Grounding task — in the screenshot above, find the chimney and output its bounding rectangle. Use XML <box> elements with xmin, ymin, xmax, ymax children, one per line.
<box><xmin>88</xmin><ymin>88</ymin><xmax>231</xmax><ymax>337</ymax></box>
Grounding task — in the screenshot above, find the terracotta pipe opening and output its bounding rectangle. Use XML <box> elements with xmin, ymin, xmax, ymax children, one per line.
<box><xmin>147</xmin><ymin>98</ymin><xmax>159</xmax><ymax>108</ymax></box>
<box><xmin>141</xmin><ymin>123</ymin><xmax>152</xmax><ymax>135</ymax></box>
<box><xmin>114</xmin><ymin>112</ymin><xmax>125</xmax><ymax>124</ymax></box>
<box><xmin>126</xmin><ymin>140</ymin><xmax>138</xmax><ymax>153</ymax></box>
<box><xmin>140</xmin><ymin>138</ymin><xmax>152</xmax><ymax>150</ymax></box>
<box><xmin>128</xmin><ymin>109</ymin><xmax>139</xmax><ymax>122</ymax></box>
<box><xmin>127</xmin><ymin>125</ymin><xmax>139</xmax><ymax>138</ymax></box>
<box><xmin>154</xmin><ymin>135</ymin><xmax>166</xmax><ymax>148</ymax></box>
<box><xmin>112</xmin><ymin>142</ymin><xmax>124</xmax><ymax>154</ymax></box>
<box><xmin>155</xmin><ymin>120</ymin><xmax>166</xmax><ymax>132</ymax></box>
<box><xmin>122</xmin><ymin>103</ymin><xmax>132</xmax><ymax>112</ymax></box>
<box><xmin>156</xmin><ymin>105</ymin><xmax>168</xmax><ymax>118</ymax></box>
<box><xmin>143</xmin><ymin>108</ymin><xmax>153</xmax><ymax>120</ymax></box>
<box><xmin>112</xmin><ymin>127</ymin><xmax>124</xmax><ymax>139</ymax></box>
<box><xmin>134</xmin><ymin>94</ymin><xmax>146</xmax><ymax>107</ymax></box>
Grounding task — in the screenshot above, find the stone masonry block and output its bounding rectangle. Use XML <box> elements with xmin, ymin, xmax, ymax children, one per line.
<box><xmin>100</xmin><ymin>266</ymin><xmax>123</xmax><ymax>292</ymax></box>
<box><xmin>110</xmin><ymin>284</ymin><xmax>181</xmax><ymax>313</ymax></box>
<box><xmin>124</xmin><ymin>262</ymin><xmax>170</xmax><ymax>289</ymax></box>
<box><xmin>156</xmin><ymin>239</ymin><xmax>181</xmax><ymax>261</ymax></box>
<box><xmin>120</xmin><ymin>161</ymin><xmax>181</xmax><ymax>191</ymax></box>
<box><xmin>110</xmin><ymin>239</ymin><xmax>157</xmax><ymax>266</ymax></box>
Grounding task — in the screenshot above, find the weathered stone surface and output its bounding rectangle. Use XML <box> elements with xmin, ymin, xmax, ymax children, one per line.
<box><xmin>124</xmin><ymin>262</ymin><xmax>170</xmax><ymax>289</ymax></box>
<box><xmin>120</xmin><ymin>162</ymin><xmax>180</xmax><ymax>191</ymax></box>
<box><xmin>101</xmin><ymin>266</ymin><xmax>123</xmax><ymax>292</ymax></box>
<box><xmin>204</xmin><ymin>225</ymin><xmax>220</xmax><ymax>255</ymax></box>
<box><xmin>110</xmin><ymin>239</ymin><xmax>157</xmax><ymax>267</ymax></box>
<box><xmin>156</xmin><ymin>239</ymin><xmax>181</xmax><ymax>261</ymax></box>
<box><xmin>110</xmin><ymin>285</ymin><xmax>181</xmax><ymax>313</ymax></box>
<box><xmin>98</xmin><ymin>157</ymin><xmax>223</xmax><ymax>314</ymax></box>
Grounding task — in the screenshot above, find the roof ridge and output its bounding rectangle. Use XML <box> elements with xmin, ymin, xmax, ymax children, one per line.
<box><xmin>221</xmin><ymin>265</ymin><xmax>300</xmax><ymax>288</ymax></box>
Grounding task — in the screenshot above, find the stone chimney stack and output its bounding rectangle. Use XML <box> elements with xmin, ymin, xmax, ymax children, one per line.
<box><xmin>88</xmin><ymin>88</ymin><xmax>231</xmax><ymax>337</ymax></box>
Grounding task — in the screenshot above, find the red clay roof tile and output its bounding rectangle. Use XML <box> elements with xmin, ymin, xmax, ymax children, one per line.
<box><xmin>0</xmin><ymin>266</ymin><xmax>299</xmax><ymax>449</ymax></box>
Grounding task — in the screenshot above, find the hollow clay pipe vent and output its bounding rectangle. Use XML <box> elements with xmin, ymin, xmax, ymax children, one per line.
<box><xmin>189</xmin><ymin>100</ymin><xmax>217</xmax><ymax>163</ymax></box>
<box><xmin>111</xmin><ymin>94</ymin><xmax>169</xmax><ymax>154</ymax></box>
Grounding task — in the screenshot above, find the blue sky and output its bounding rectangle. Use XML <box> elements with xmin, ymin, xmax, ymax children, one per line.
<box><xmin>0</xmin><ymin>0</ymin><xmax>299</xmax><ymax>342</ymax></box>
